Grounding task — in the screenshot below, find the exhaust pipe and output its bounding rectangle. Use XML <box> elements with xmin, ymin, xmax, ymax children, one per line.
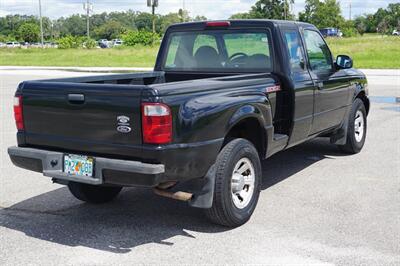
<box><xmin>153</xmin><ymin>188</ymin><xmax>193</xmax><ymax>202</ymax></box>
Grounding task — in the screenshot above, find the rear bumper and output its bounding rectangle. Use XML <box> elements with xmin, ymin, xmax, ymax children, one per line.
<box><xmin>8</xmin><ymin>146</ymin><xmax>165</xmax><ymax>187</ymax></box>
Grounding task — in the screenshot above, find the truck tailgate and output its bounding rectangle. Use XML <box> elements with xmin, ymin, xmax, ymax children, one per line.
<box><xmin>21</xmin><ymin>81</ymin><xmax>144</xmax><ymax>157</ymax></box>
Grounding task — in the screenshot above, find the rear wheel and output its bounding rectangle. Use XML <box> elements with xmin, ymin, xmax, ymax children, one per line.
<box><xmin>67</xmin><ymin>182</ymin><xmax>122</xmax><ymax>204</ymax></box>
<box><xmin>338</xmin><ymin>98</ymin><xmax>367</xmax><ymax>154</ymax></box>
<box><xmin>204</xmin><ymin>138</ymin><xmax>262</xmax><ymax>227</ymax></box>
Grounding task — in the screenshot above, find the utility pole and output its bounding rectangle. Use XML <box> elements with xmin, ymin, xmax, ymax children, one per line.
<box><xmin>349</xmin><ymin>0</ymin><xmax>352</xmax><ymax>20</ymax></box>
<box><xmin>147</xmin><ymin>0</ymin><xmax>158</xmax><ymax>33</ymax></box>
<box><xmin>83</xmin><ymin>0</ymin><xmax>93</xmax><ymax>38</ymax></box>
<box><xmin>284</xmin><ymin>0</ymin><xmax>286</xmax><ymax>20</ymax></box>
<box><xmin>38</xmin><ymin>0</ymin><xmax>44</xmax><ymax>47</ymax></box>
<box><xmin>183</xmin><ymin>0</ymin><xmax>186</xmax><ymax>22</ymax></box>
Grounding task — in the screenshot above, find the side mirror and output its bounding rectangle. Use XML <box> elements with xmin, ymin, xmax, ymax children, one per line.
<box><xmin>336</xmin><ymin>55</ymin><xmax>353</xmax><ymax>69</ymax></box>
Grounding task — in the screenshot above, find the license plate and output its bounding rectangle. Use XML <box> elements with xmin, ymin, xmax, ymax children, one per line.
<box><xmin>64</xmin><ymin>154</ymin><xmax>94</xmax><ymax>177</ymax></box>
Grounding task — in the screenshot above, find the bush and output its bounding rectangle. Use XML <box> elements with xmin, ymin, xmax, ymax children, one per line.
<box><xmin>339</xmin><ymin>20</ymin><xmax>359</xmax><ymax>37</ymax></box>
<box><xmin>57</xmin><ymin>36</ymin><xmax>96</xmax><ymax>49</ymax></box>
<box><xmin>83</xmin><ymin>38</ymin><xmax>97</xmax><ymax>49</ymax></box>
<box><xmin>58</xmin><ymin>36</ymin><xmax>81</xmax><ymax>49</ymax></box>
<box><xmin>121</xmin><ymin>30</ymin><xmax>159</xmax><ymax>46</ymax></box>
<box><xmin>341</xmin><ymin>27</ymin><xmax>358</xmax><ymax>37</ymax></box>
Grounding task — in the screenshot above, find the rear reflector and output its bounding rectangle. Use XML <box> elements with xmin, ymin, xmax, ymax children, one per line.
<box><xmin>142</xmin><ymin>103</ymin><xmax>172</xmax><ymax>144</ymax></box>
<box><xmin>13</xmin><ymin>95</ymin><xmax>24</xmax><ymax>130</ymax></box>
<box><xmin>205</xmin><ymin>21</ymin><xmax>231</xmax><ymax>27</ymax></box>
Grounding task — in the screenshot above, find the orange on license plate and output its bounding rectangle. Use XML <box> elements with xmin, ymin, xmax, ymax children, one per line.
<box><xmin>64</xmin><ymin>154</ymin><xmax>94</xmax><ymax>177</ymax></box>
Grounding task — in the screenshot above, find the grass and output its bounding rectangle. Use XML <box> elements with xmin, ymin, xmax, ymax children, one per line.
<box><xmin>326</xmin><ymin>34</ymin><xmax>400</xmax><ymax>69</ymax></box>
<box><xmin>0</xmin><ymin>34</ymin><xmax>399</xmax><ymax>69</ymax></box>
<box><xmin>0</xmin><ymin>46</ymin><xmax>159</xmax><ymax>67</ymax></box>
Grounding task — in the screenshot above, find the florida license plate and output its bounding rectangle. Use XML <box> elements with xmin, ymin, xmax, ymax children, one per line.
<box><xmin>64</xmin><ymin>154</ymin><xmax>94</xmax><ymax>177</ymax></box>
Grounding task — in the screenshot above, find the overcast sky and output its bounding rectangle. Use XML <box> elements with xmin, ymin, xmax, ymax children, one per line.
<box><xmin>0</xmin><ymin>0</ymin><xmax>397</xmax><ymax>20</ymax></box>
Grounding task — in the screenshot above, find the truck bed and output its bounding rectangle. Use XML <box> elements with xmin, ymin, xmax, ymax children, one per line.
<box><xmin>17</xmin><ymin>71</ymin><xmax>278</xmax><ymax>163</ymax></box>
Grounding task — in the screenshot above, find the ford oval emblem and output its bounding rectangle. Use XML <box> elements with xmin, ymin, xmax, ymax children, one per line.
<box><xmin>117</xmin><ymin>125</ymin><xmax>131</xmax><ymax>133</ymax></box>
<box><xmin>117</xmin><ymin>115</ymin><xmax>130</xmax><ymax>124</ymax></box>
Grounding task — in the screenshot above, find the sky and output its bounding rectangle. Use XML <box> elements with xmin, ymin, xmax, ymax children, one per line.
<box><xmin>0</xmin><ymin>0</ymin><xmax>398</xmax><ymax>20</ymax></box>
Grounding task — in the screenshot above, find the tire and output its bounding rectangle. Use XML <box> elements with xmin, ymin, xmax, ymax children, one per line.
<box><xmin>67</xmin><ymin>182</ymin><xmax>122</xmax><ymax>204</ymax></box>
<box><xmin>204</xmin><ymin>138</ymin><xmax>262</xmax><ymax>227</ymax></box>
<box><xmin>338</xmin><ymin>98</ymin><xmax>367</xmax><ymax>154</ymax></box>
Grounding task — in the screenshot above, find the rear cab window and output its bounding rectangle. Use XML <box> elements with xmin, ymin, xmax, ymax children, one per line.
<box><xmin>163</xmin><ymin>30</ymin><xmax>273</xmax><ymax>73</ymax></box>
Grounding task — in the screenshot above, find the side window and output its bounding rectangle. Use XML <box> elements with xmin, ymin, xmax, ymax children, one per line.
<box><xmin>303</xmin><ymin>30</ymin><xmax>333</xmax><ymax>72</ymax></box>
<box><xmin>283</xmin><ymin>30</ymin><xmax>305</xmax><ymax>71</ymax></box>
<box><xmin>165</xmin><ymin>35</ymin><xmax>181</xmax><ymax>68</ymax></box>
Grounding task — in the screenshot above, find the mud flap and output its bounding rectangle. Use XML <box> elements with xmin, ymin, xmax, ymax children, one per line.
<box><xmin>330</xmin><ymin>105</ymin><xmax>351</xmax><ymax>145</ymax></box>
<box><xmin>174</xmin><ymin>164</ymin><xmax>216</xmax><ymax>209</ymax></box>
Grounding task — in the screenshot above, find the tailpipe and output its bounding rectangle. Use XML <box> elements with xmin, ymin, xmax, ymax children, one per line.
<box><xmin>153</xmin><ymin>188</ymin><xmax>193</xmax><ymax>202</ymax></box>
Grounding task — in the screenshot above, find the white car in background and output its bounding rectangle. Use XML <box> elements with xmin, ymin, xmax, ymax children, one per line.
<box><xmin>392</xmin><ymin>29</ymin><xmax>399</xmax><ymax>36</ymax></box>
<box><xmin>98</xmin><ymin>39</ymin><xmax>110</xmax><ymax>48</ymax></box>
<box><xmin>0</xmin><ymin>42</ymin><xmax>6</xmax><ymax>48</ymax></box>
<box><xmin>6</xmin><ymin>41</ymin><xmax>21</xmax><ymax>48</ymax></box>
<box><xmin>112</xmin><ymin>39</ymin><xmax>123</xmax><ymax>47</ymax></box>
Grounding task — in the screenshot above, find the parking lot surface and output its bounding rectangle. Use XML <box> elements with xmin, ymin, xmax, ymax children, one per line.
<box><xmin>0</xmin><ymin>69</ymin><xmax>399</xmax><ymax>265</ymax></box>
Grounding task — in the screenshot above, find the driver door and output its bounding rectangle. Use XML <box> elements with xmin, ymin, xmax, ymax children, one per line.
<box><xmin>302</xmin><ymin>29</ymin><xmax>350</xmax><ymax>135</ymax></box>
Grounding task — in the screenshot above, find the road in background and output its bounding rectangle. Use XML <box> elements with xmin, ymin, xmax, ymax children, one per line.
<box><xmin>0</xmin><ymin>69</ymin><xmax>399</xmax><ymax>265</ymax></box>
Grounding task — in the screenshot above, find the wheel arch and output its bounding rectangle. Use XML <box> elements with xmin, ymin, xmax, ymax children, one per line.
<box><xmin>355</xmin><ymin>91</ymin><xmax>370</xmax><ymax>115</ymax></box>
<box><xmin>223</xmin><ymin>105</ymin><xmax>270</xmax><ymax>157</ymax></box>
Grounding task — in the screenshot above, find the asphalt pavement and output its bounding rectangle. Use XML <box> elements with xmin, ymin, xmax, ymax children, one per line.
<box><xmin>0</xmin><ymin>68</ymin><xmax>399</xmax><ymax>265</ymax></box>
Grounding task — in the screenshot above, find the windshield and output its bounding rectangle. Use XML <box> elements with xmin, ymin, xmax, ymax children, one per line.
<box><xmin>162</xmin><ymin>30</ymin><xmax>272</xmax><ymax>72</ymax></box>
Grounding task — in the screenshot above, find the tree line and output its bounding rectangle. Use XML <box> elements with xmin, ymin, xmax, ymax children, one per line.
<box><xmin>0</xmin><ymin>0</ymin><xmax>399</xmax><ymax>44</ymax></box>
<box><xmin>231</xmin><ymin>0</ymin><xmax>399</xmax><ymax>36</ymax></box>
<box><xmin>0</xmin><ymin>10</ymin><xmax>206</xmax><ymax>43</ymax></box>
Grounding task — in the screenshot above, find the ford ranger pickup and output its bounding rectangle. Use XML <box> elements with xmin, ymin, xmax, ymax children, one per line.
<box><xmin>8</xmin><ymin>20</ymin><xmax>369</xmax><ymax>227</ymax></box>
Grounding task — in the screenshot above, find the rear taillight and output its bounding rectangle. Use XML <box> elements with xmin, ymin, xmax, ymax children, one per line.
<box><xmin>13</xmin><ymin>95</ymin><xmax>24</xmax><ymax>131</ymax></box>
<box><xmin>142</xmin><ymin>103</ymin><xmax>172</xmax><ymax>144</ymax></box>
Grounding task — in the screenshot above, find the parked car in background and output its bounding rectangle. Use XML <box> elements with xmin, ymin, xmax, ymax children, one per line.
<box><xmin>392</xmin><ymin>29</ymin><xmax>399</xmax><ymax>35</ymax></box>
<box><xmin>112</xmin><ymin>39</ymin><xmax>123</xmax><ymax>46</ymax></box>
<box><xmin>30</xmin><ymin>42</ymin><xmax>40</xmax><ymax>48</ymax></box>
<box><xmin>319</xmin><ymin>27</ymin><xmax>342</xmax><ymax>37</ymax></box>
<box><xmin>6</xmin><ymin>41</ymin><xmax>21</xmax><ymax>48</ymax></box>
<box><xmin>98</xmin><ymin>39</ymin><xmax>110</xmax><ymax>48</ymax></box>
<box><xmin>0</xmin><ymin>42</ymin><xmax>6</xmax><ymax>48</ymax></box>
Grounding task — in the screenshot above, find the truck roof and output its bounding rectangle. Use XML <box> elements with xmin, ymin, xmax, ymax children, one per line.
<box><xmin>167</xmin><ymin>19</ymin><xmax>316</xmax><ymax>31</ymax></box>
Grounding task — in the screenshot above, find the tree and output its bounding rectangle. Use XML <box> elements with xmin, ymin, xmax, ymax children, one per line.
<box><xmin>178</xmin><ymin>9</ymin><xmax>190</xmax><ymax>22</ymax></box>
<box><xmin>354</xmin><ymin>16</ymin><xmax>367</xmax><ymax>35</ymax></box>
<box><xmin>93</xmin><ymin>20</ymin><xmax>126</xmax><ymax>40</ymax></box>
<box><xmin>159</xmin><ymin>13</ymin><xmax>182</xmax><ymax>33</ymax></box>
<box><xmin>377</xmin><ymin>19</ymin><xmax>389</xmax><ymax>35</ymax></box>
<box><xmin>17</xmin><ymin>22</ymin><xmax>40</xmax><ymax>42</ymax></box>
<box><xmin>230</xmin><ymin>0</ymin><xmax>294</xmax><ymax>20</ymax></box>
<box><xmin>230</xmin><ymin>12</ymin><xmax>252</xmax><ymax>19</ymax></box>
<box><xmin>299</xmin><ymin>0</ymin><xmax>344</xmax><ymax>28</ymax></box>
<box><xmin>134</xmin><ymin>12</ymin><xmax>157</xmax><ymax>32</ymax></box>
<box><xmin>250</xmin><ymin>0</ymin><xmax>294</xmax><ymax>20</ymax></box>
<box><xmin>193</xmin><ymin>15</ymin><xmax>207</xmax><ymax>21</ymax></box>
<box><xmin>59</xmin><ymin>15</ymin><xmax>86</xmax><ymax>37</ymax></box>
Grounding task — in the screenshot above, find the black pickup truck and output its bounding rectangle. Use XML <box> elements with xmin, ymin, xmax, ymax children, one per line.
<box><xmin>8</xmin><ymin>20</ymin><xmax>369</xmax><ymax>227</ymax></box>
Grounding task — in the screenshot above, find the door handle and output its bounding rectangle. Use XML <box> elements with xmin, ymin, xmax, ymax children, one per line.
<box><xmin>67</xmin><ymin>94</ymin><xmax>85</xmax><ymax>103</ymax></box>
